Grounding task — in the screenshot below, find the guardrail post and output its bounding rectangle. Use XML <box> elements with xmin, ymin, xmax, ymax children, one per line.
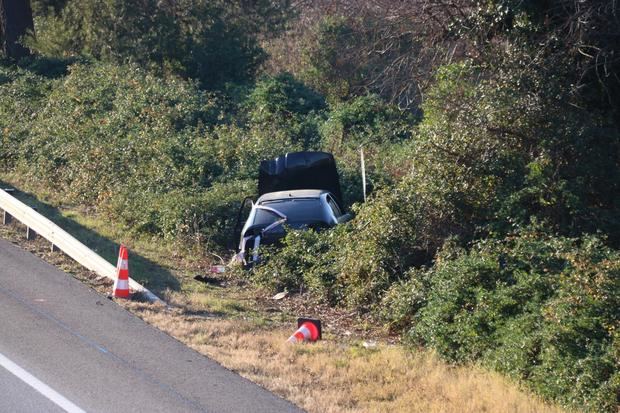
<box><xmin>26</xmin><ymin>226</ymin><xmax>37</xmax><ymax>240</ymax></box>
<box><xmin>2</xmin><ymin>210</ymin><xmax>12</xmax><ymax>225</ymax></box>
<box><xmin>51</xmin><ymin>243</ymin><xmax>60</xmax><ymax>252</ymax></box>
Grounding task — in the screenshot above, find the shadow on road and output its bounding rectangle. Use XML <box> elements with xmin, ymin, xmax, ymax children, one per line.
<box><xmin>0</xmin><ymin>180</ymin><xmax>180</xmax><ymax>294</ymax></box>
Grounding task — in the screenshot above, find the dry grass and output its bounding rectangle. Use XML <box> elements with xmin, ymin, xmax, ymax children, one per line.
<box><xmin>128</xmin><ymin>303</ymin><xmax>563</xmax><ymax>413</ymax></box>
<box><xmin>0</xmin><ymin>178</ymin><xmax>566</xmax><ymax>413</ymax></box>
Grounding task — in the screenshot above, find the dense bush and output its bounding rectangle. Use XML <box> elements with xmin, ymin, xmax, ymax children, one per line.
<box><xmin>319</xmin><ymin>95</ymin><xmax>415</xmax><ymax>205</ymax></box>
<box><xmin>0</xmin><ymin>61</ymin><xmax>324</xmax><ymax>250</ymax></box>
<box><xmin>28</xmin><ymin>0</ymin><xmax>291</xmax><ymax>89</ymax></box>
<box><xmin>298</xmin><ymin>16</ymin><xmax>359</xmax><ymax>102</ymax></box>
<box><xmin>0</xmin><ymin>64</ymin><xmax>55</xmax><ymax>169</ymax></box>
<box><xmin>0</xmin><ymin>61</ymin><xmax>350</xmax><ymax>251</ymax></box>
<box><xmin>405</xmin><ymin>58</ymin><xmax>620</xmax><ymax>246</ymax></box>
<box><xmin>250</xmin><ymin>228</ymin><xmax>339</xmax><ymax>301</ymax></box>
<box><xmin>242</xmin><ymin>73</ymin><xmax>326</xmax><ymax>149</ymax></box>
<box><xmin>15</xmin><ymin>62</ymin><xmax>218</xmax><ymax>198</ymax></box>
<box><xmin>408</xmin><ymin>229</ymin><xmax>619</xmax><ymax>412</ymax></box>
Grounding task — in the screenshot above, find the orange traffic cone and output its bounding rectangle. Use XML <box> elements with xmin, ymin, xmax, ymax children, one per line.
<box><xmin>287</xmin><ymin>318</ymin><xmax>322</xmax><ymax>343</ymax></box>
<box><xmin>113</xmin><ymin>244</ymin><xmax>130</xmax><ymax>298</ymax></box>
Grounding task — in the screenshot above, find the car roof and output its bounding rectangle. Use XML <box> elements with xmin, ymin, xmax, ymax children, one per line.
<box><xmin>257</xmin><ymin>189</ymin><xmax>331</xmax><ymax>203</ymax></box>
<box><xmin>258</xmin><ymin>152</ymin><xmax>342</xmax><ymax>204</ymax></box>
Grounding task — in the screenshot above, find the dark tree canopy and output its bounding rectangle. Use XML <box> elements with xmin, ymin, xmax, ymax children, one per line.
<box><xmin>0</xmin><ymin>0</ymin><xmax>34</xmax><ymax>59</ymax></box>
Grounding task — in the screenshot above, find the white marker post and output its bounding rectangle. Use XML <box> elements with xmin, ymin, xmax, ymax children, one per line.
<box><xmin>360</xmin><ymin>147</ymin><xmax>367</xmax><ymax>202</ymax></box>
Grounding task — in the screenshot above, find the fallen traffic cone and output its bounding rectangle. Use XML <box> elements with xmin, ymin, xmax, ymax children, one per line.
<box><xmin>287</xmin><ymin>318</ymin><xmax>322</xmax><ymax>343</ymax></box>
<box><xmin>113</xmin><ymin>244</ymin><xmax>130</xmax><ymax>298</ymax></box>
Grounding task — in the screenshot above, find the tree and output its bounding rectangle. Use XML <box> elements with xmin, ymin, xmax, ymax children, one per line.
<box><xmin>0</xmin><ymin>0</ymin><xmax>34</xmax><ymax>59</ymax></box>
<box><xmin>26</xmin><ymin>0</ymin><xmax>292</xmax><ymax>89</ymax></box>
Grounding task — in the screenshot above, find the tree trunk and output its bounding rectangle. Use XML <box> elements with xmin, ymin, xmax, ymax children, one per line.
<box><xmin>0</xmin><ymin>0</ymin><xmax>34</xmax><ymax>59</ymax></box>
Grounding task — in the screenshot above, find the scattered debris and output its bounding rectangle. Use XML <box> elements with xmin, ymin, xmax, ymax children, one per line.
<box><xmin>193</xmin><ymin>274</ymin><xmax>224</xmax><ymax>286</ymax></box>
<box><xmin>271</xmin><ymin>290</ymin><xmax>288</xmax><ymax>300</ymax></box>
<box><xmin>209</xmin><ymin>264</ymin><xmax>226</xmax><ymax>274</ymax></box>
<box><xmin>362</xmin><ymin>340</ymin><xmax>377</xmax><ymax>350</ymax></box>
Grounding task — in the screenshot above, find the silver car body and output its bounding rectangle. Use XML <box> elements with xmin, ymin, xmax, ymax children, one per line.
<box><xmin>236</xmin><ymin>189</ymin><xmax>344</xmax><ymax>265</ymax></box>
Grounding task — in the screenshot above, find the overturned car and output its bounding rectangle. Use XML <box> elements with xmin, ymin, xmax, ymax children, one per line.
<box><xmin>234</xmin><ymin>151</ymin><xmax>351</xmax><ymax>266</ymax></box>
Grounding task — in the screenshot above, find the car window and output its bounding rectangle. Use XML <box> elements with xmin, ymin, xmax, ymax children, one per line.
<box><xmin>326</xmin><ymin>196</ymin><xmax>342</xmax><ymax>217</ymax></box>
<box><xmin>253</xmin><ymin>198</ymin><xmax>327</xmax><ymax>227</ymax></box>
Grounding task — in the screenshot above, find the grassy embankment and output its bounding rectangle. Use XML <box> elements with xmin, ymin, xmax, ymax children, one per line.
<box><xmin>0</xmin><ymin>177</ymin><xmax>563</xmax><ymax>413</ymax></box>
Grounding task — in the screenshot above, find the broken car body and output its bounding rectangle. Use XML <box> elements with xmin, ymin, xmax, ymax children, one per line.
<box><xmin>235</xmin><ymin>151</ymin><xmax>350</xmax><ymax>266</ymax></box>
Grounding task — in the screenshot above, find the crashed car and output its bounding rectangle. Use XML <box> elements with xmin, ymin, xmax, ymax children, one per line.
<box><xmin>234</xmin><ymin>151</ymin><xmax>351</xmax><ymax>266</ymax></box>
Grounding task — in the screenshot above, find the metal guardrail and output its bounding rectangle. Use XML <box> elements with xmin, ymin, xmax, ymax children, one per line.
<box><xmin>0</xmin><ymin>188</ymin><xmax>162</xmax><ymax>303</ymax></box>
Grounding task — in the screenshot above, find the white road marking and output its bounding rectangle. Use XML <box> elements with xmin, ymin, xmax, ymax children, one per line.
<box><xmin>0</xmin><ymin>351</ymin><xmax>86</xmax><ymax>413</ymax></box>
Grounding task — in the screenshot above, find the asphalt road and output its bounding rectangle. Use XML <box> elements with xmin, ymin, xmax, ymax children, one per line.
<box><xmin>0</xmin><ymin>238</ymin><xmax>302</xmax><ymax>413</ymax></box>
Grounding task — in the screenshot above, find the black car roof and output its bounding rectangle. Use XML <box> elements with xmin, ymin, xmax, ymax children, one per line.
<box><xmin>258</xmin><ymin>151</ymin><xmax>342</xmax><ymax>205</ymax></box>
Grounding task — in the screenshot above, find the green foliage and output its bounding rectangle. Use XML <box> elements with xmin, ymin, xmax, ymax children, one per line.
<box><xmin>0</xmin><ymin>60</ymin><xmax>262</xmax><ymax>251</ymax></box>
<box><xmin>300</xmin><ymin>16</ymin><xmax>358</xmax><ymax>101</ymax></box>
<box><xmin>18</xmin><ymin>62</ymin><xmax>218</xmax><ymax>201</ymax></box>
<box><xmin>27</xmin><ymin>0</ymin><xmax>288</xmax><ymax>88</ymax></box>
<box><xmin>251</xmin><ymin>228</ymin><xmax>338</xmax><ymax>300</ymax></box>
<box><xmin>0</xmin><ymin>60</ymin><xmax>324</xmax><ymax>252</ymax></box>
<box><xmin>320</xmin><ymin>95</ymin><xmax>413</xmax><ymax>150</ymax></box>
<box><xmin>409</xmin><ymin>229</ymin><xmax>620</xmax><ymax>412</ymax></box>
<box><xmin>319</xmin><ymin>95</ymin><xmax>415</xmax><ymax>205</ymax></box>
<box><xmin>410</xmin><ymin>58</ymin><xmax>620</xmax><ymax>245</ymax></box>
<box><xmin>0</xmin><ymin>64</ymin><xmax>55</xmax><ymax>169</ymax></box>
<box><xmin>31</xmin><ymin>0</ymin><xmax>68</xmax><ymax>15</ymax></box>
<box><xmin>206</xmin><ymin>122</ymin><xmax>306</xmax><ymax>183</ymax></box>
<box><xmin>245</xmin><ymin>73</ymin><xmax>325</xmax><ymax>124</ymax></box>
<box><xmin>109</xmin><ymin>180</ymin><xmax>253</xmax><ymax>248</ymax></box>
<box><xmin>242</xmin><ymin>73</ymin><xmax>325</xmax><ymax>148</ymax></box>
<box><xmin>376</xmin><ymin>268</ymin><xmax>429</xmax><ymax>332</ymax></box>
<box><xmin>451</xmin><ymin>0</ymin><xmax>620</xmax><ymax>116</ymax></box>
<box><xmin>329</xmin><ymin>184</ymin><xmax>427</xmax><ymax>309</ymax></box>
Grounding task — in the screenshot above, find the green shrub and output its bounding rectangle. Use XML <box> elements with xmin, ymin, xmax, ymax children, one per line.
<box><xmin>251</xmin><ymin>228</ymin><xmax>338</xmax><ymax>300</ymax></box>
<box><xmin>2</xmin><ymin>61</ymin><xmax>249</xmax><ymax>250</ymax></box>
<box><xmin>411</xmin><ymin>59</ymin><xmax>620</xmax><ymax>245</ymax></box>
<box><xmin>16</xmin><ymin>62</ymin><xmax>218</xmax><ymax>202</ymax></box>
<box><xmin>320</xmin><ymin>95</ymin><xmax>412</xmax><ymax>149</ymax></box>
<box><xmin>299</xmin><ymin>16</ymin><xmax>358</xmax><ymax>101</ymax></box>
<box><xmin>327</xmin><ymin>178</ymin><xmax>441</xmax><ymax>309</ymax></box>
<box><xmin>0</xmin><ymin>64</ymin><xmax>55</xmax><ymax>169</ymax></box>
<box><xmin>410</xmin><ymin>229</ymin><xmax>620</xmax><ymax>412</ymax></box>
<box><xmin>241</xmin><ymin>73</ymin><xmax>325</xmax><ymax>149</ymax></box>
<box><xmin>319</xmin><ymin>95</ymin><xmax>415</xmax><ymax>206</ymax></box>
<box><xmin>376</xmin><ymin>268</ymin><xmax>429</xmax><ymax>332</ymax></box>
<box><xmin>0</xmin><ymin>61</ymin><xmax>326</xmax><ymax>252</ymax></box>
<box><xmin>28</xmin><ymin>0</ymin><xmax>280</xmax><ymax>89</ymax></box>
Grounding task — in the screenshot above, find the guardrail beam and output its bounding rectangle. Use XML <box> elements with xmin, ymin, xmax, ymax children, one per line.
<box><xmin>0</xmin><ymin>188</ymin><xmax>163</xmax><ymax>303</ymax></box>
